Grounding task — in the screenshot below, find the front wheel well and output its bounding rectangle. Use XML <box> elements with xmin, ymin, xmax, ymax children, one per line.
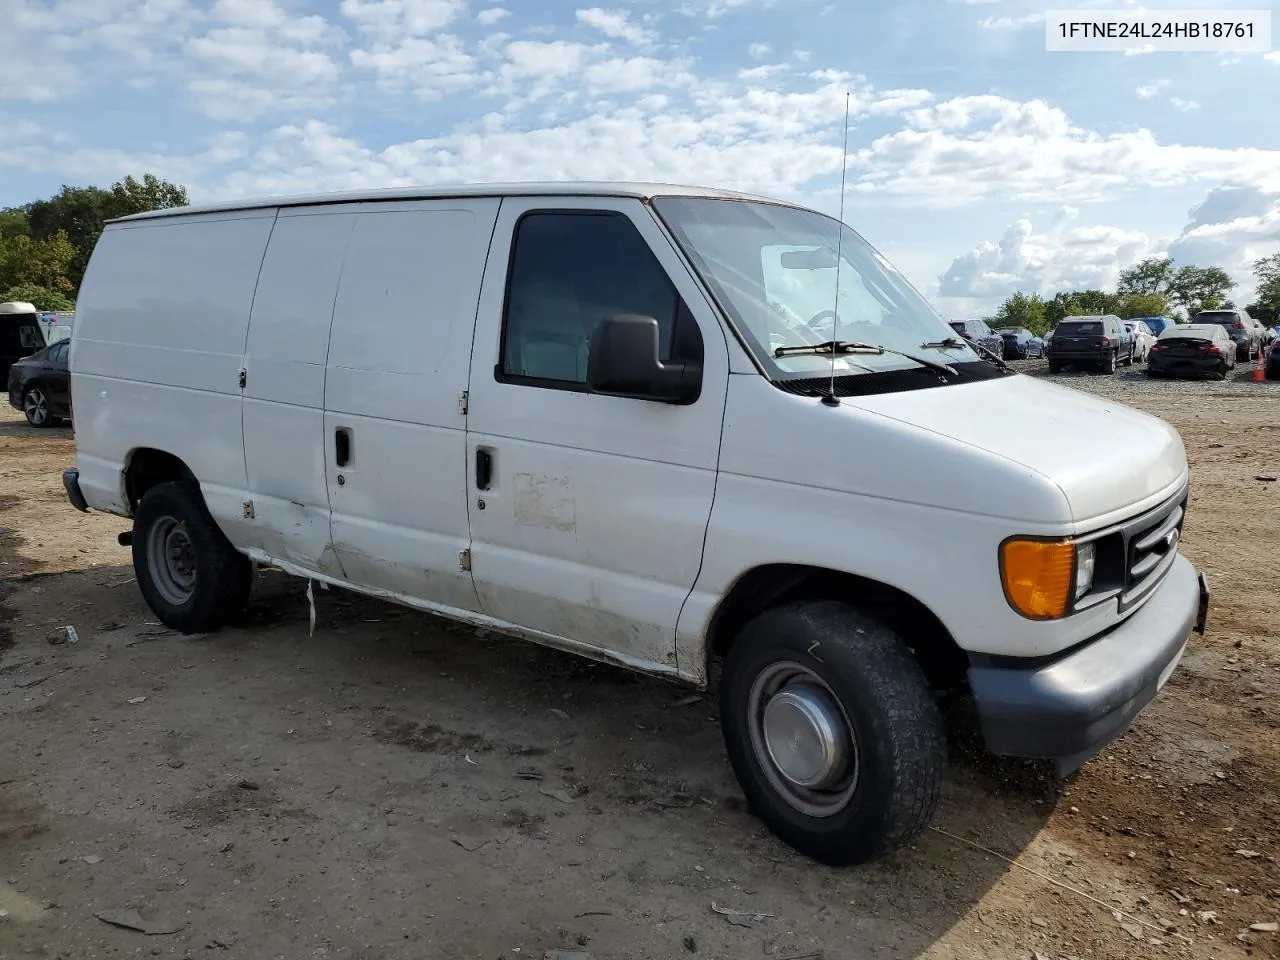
<box><xmin>705</xmin><ymin>564</ymin><xmax>970</xmax><ymax>694</ymax></box>
<box><xmin>124</xmin><ymin>449</ymin><xmax>196</xmax><ymax>514</ymax></box>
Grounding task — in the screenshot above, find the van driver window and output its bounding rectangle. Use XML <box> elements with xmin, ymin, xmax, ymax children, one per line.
<box><xmin>500</xmin><ymin>211</ymin><xmax>694</xmax><ymax>386</ymax></box>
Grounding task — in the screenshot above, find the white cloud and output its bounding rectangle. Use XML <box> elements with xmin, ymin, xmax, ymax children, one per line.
<box><xmin>183</xmin><ymin>1</ymin><xmax>346</xmax><ymax>120</ymax></box>
<box><xmin>575</xmin><ymin>8</ymin><xmax>655</xmax><ymax>46</ymax></box>
<box><xmin>940</xmin><ymin>217</ymin><xmax>1150</xmax><ymax>299</ymax></box>
<box><xmin>340</xmin><ymin>0</ymin><xmax>465</xmax><ymax>40</ymax></box>
<box><xmin>939</xmin><ymin>187</ymin><xmax>1280</xmax><ymax>309</ymax></box>
<box><xmin>1136</xmin><ymin>79</ymin><xmax>1169</xmax><ymax>98</ymax></box>
<box><xmin>0</xmin><ymin>0</ymin><xmax>197</xmax><ymax>100</ymax></box>
<box><xmin>350</xmin><ymin>33</ymin><xmax>480</xmax><ymax>100</ymax></box>
<box><xmin>738</xmin><ymin>63</ymin><xmax>788</xmax><ymax>80</ymax></box>
<box><xmin>856</xmin><ymin>95</ymin><xmax>1280</xmax><ymax>206</ymax></box>
<box><xmin>978</xmin><ymin>13</ymin><xmax>1041</xmax><ymax>29</ymax></box>
<box><xmin>749</xmin><ymin>42</ymin><xmax>771</xmax><ymax>59</ymax></box>
<box><xmin>1166</xmin><ymin>186</ymin><xmax>1280</xmax><ymax>299</ymax></box>
<box><xmin>476</xmin><ymin>7</ymin><xmax>509</xmax><ymax>25</ymax></box>
<box><xmin>794</xmin><ymin>48</ymin><xmax>811</xmax><ymax>63</ymax></box>
<box><xmin>584</xmin><ymin>56</ymin><xmax>695</xmax><ymax>94</ymax></box>
<box><xmin>1170</xmin><ymin>97</ymin><xmax>1199</xmax><ymax>112</ymax></box>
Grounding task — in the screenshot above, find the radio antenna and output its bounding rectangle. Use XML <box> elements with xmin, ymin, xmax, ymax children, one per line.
<box><xmin>823</xmin><ymin>91</ymin><xmax>851</xmax><ymax>408</ymax></box>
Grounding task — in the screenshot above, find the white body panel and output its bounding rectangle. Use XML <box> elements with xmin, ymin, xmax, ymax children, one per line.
<box><xmin>70</xmin><ymin>181</ymin><xmax>1193</xmax><ymax>691</ymax></box>
<box><xmin>71</xmin><ymin>210</ymin><xmax>276</xmax><ymax>529</ymax></box>
<box><xmin>464</xmin><ymin>197</ymin><xmax>729</xmax><ymax>670</ymax></box>
<box><xmin>323</xmin><ymin>199</ymin><xmax>500</xmax><ymax>613</ymax></box>
<box><xmin>242</xmin><ymin>206</ymin><xmax>351</xmax><ymax>573</ymax></box>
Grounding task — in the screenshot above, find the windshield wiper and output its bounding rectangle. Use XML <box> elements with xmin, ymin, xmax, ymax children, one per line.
<box><xmin>774</xmin><ymin>340</ymin><xmax>957</xmax><ymax>377</ymax></box>
<box><xmin>921</xmin><ymin>335</ymin><xmax>1013</xmax><ymax>373</ymax></box>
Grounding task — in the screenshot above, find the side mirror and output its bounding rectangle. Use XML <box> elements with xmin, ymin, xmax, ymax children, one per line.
<box><xmin>586</xmin><ymin>314</ymin><xmax>701</xmax><ymax>404</ymax></box>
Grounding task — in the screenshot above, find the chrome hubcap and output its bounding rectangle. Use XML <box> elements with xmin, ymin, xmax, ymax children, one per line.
<box><xmin>146</xmin><ymin>517</ymin><xmax>196</xmax><ymax>606</ymax></box>
<box><xmin>748</xmin><ymin>662</ymin><xmax>858</xmax><ymax>818</ymax></box>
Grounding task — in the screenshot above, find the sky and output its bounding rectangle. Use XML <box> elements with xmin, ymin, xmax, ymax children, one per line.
<box><xmin>3</xmin><ymin>0</ymin><xmax>1279</xmax><ymax>316</ymax></box>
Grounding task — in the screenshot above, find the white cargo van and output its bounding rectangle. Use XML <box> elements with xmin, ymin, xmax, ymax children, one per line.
<box><xmin>63</xmin><ymin>183</ymin><xmax>1209</xmax><ymax>865</ymax></box>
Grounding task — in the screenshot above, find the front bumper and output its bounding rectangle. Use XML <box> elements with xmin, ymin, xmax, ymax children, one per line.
<box><xmin>968</xmin><ymin>554</ymin><xmax>1207</xmax><ymax>775</ymax></box>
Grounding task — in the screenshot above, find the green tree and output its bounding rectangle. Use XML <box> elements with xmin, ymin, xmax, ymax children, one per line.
<box><xmin>1069</xmin><ymin>289</ymin><xmax>1123</xmax><ymax>315</ymax></box>
<box><xmin>992</xmin><ymin>291</ymin><xmax>1049</xmax><ymax>334</ymax></box>
<box><xmin>25</xmin><ymin>173</ymin><xmax>188</xmax><ymax>291</ymax></box>
<box><xmin>1246</xmin><ymin>301</ymin><xmax>1277</xmax><ymax>325</ymax></box>
<box><xmin>1116</xmin><ymin>290</ymin><xmax>1171</xmax><ymax>319</ymax></box>
<box><xmin>0</xmin><ymin>230</ymin><xmax>77</xmax><ymax>293</ymax></box>
<box><xmin>0</xmin><ymin>209</ymin><xmax>30</xmax><ymax>242</ymax></box>
<box><xmin>0</xmin><ymin>282</ymin><xmax>75</xmax><ymax>312</ymax></box>
<box><xmin>1117</xmin><ymin>257</ymin><xmax>1174</xmax><ymax>295</ymax></box>
<box><xmin>1168</xmin><ymin>265</ymin><xmax>1235</xmax><ymax>316</ymax></box>
<box><xmin>1253</xmin><ymin>253</ymin><xmax>1280</xmax><ymax>313</ymax></box>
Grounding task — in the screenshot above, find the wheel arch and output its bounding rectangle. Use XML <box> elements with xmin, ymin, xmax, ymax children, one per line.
<box><xmin>123</xmin><ymin>448</ymin><xmax>198</xmax><ymax>514</ymax></box>
<box><xmin>704</xmin><ymin>563</ymin><xmax>970</xmax><ymax>694</ymax></box>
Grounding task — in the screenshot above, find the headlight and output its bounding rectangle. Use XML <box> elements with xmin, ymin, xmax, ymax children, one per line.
<box><xmin>1000</xmin><ymin>537</ymin><xmax>1094</xmax><ymax>620</ymax></box>
<box><xmin>1074</xmin><ymin>541</ymin><xmax>1096</xmax><ymax>600</ymax></box>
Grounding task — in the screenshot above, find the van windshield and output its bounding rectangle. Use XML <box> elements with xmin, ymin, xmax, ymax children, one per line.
<box><xmin>652</xmin><ymin>198</ymin><xmax>980</xmax><ymax>383</ymax></box>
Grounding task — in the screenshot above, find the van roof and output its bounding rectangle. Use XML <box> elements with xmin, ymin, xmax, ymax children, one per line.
<box><xmin>0</xmin><ymin>301</ymin><xmax>37</xmax><ymax>315</ymax></box>
<box><xmin>109</xmin><ymin>181</ymin><xmax>795</xmax><ymax>224</ymax></box>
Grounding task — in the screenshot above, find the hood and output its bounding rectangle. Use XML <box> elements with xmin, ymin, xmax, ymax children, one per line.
<box><xmin>843</xmin><ymin>373</ymin><xmax>1187</xmax><ymax>527</ymax></box>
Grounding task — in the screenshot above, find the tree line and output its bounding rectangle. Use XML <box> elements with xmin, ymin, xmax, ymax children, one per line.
<box><xmin>987</xmin><ymin>256</ymin><xmax>1280</xmax><ymax>336</ymax></box>
<box><xmin>0</xmin><ymin>174</ymin><xmax>189</xmax><ymax>311</ymax></box>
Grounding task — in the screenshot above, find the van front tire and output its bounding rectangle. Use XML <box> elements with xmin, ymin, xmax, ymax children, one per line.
<box><xmin>719</xmin><ymin>601</ymin><xmax>945</xmax><ymax>866</ymax></box>
<box><xmin>132</xmin><ymin>480</ymin><xmax>253</xmax><ymax>634</ymax></box>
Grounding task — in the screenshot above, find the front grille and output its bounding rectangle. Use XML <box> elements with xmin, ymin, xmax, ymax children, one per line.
<box><xmin>1117</xmin><ymin>485</ymin><xmax>1187</xmax><ymax>611</ymax></box>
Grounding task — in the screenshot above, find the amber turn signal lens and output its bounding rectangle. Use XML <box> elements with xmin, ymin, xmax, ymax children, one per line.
<box><xmin>1000</xmin><ymin>539</ymin><xmax>1075</xmax><ymax>620</ymax></box>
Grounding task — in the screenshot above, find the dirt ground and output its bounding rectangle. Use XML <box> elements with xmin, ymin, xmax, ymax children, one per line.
<box><xmin>1</xmin><ymin>363</ymin><xmax>1277</xmax><ymax>960</ymax></box>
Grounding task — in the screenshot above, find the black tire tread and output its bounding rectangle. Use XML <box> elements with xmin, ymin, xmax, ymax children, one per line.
<box><xmin>720</xmin><ymin>600</ymin><xmax>945</xmax><ymax>865</ymax></box>
<box><xmin>132</xmin><ymin>480</ymin><xmax>252</xmax><ymax>633</ymax></box>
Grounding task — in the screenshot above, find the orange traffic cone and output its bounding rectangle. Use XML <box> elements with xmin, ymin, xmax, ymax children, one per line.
<box><xmin>1254</xmin><ymin>350</ymin><xmax>1266</xmax><ymax>382</ymax></box>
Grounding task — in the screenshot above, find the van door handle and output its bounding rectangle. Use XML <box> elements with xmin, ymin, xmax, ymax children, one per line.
<box><xmin>475</xmin><ymin>448</ymin><xmax>492</xmax><ymax>491</ymax></box>
<box><xmin>335</xmin><ymin>427</ymin><xmax>352</xmax><ymax>468</ymax></box>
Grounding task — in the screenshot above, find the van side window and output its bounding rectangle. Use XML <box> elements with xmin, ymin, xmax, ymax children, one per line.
<box><xmin>499</xmin><ymin>211</ymin><xmax>702</xmax><ymax>388</ymax></box>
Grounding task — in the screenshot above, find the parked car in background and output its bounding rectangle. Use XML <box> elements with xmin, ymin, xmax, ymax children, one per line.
<box><xmin>1147</xmin><ymin>323</ymin><xmax>1237</xmax><ymax>380</ymax></box>
<box><xmin>948</xmin><ymin>318</ymin><xmax>1005</xmax><ymax>357</ymax></box>
<box><xmin>0</xmin><ymin>301</ymin><xmax>49</xmax><ymax>383</ymax></box>
<box><xmin>1124</xmin><ymin>319</ymin><xmax>1158</xmax><ymax>362</ymax></box>
<box><xmin>1265</xmin><ymin>337</ymin><xmax>1280</xmax><ymax>380</ymax></box>
<box><xmin>1045</xmin><ymin>315</ymin><xmax>1134</xmax><ymax>373</ymax></box>
<box><xmin>1134</xmin><ymin>315</ymin><xmax>1174</xmax><ymax>336</ymax></box>
<box><xmin>1246</xmin><ymin>315</ymin><xmax>1272</xmax><ymax>348</ymax></box>
<box><xmin>995</xmin><ymin>326</ymin><xmax>1040</xmax><ymax>359</ymax></box>
<box><xmin>7</xmin><ymin>338</ymin><xmax>71</xmax><ymax>427</ymax></box>
<box><xmin>1191</xmin><ymin>309</ymin><xmax>1262</xmax><ymax>361</ymax></box>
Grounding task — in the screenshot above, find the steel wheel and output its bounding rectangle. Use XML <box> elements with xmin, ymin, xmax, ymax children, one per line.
<box><xmin>747</xmin><ymin>661</ymin><xmax>859</xmax><ymax>818</ymax></box>
<box><xmin>23</xmin><ymin>387</ymin><xmax>49</xmax><ymax>427</ymax></box>
<box><xmin>145</xmin><ymin>516</ymin><xmax>197</xmax><ymax>607</ymax></box>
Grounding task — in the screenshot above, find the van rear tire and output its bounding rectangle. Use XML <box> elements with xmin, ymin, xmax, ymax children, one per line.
<box><xmin>132</xmin><ymin>480</ymin><xmax>253</xmax><ymax>634</ymax></box>
<box><xmin>719</xmin><ymin>601</ymin><xmax>945</xmax><ymax>866</ymax></box>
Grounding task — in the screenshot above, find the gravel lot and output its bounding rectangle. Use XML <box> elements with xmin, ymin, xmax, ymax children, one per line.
<box><xmin>1</xmin><ymin>360</ymin><xmax>1277</xmax><ymax>960</ymax></box>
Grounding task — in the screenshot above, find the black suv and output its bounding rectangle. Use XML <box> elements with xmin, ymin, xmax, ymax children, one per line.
<box><xmin>1045</xmin><ymin>314</ymin><xmax>1134</xmax><ymax>374</ymax></box>
<box><xmin>1192</xmin><ymin>309</ymin><xmax>1262</xmax><ymax>361</ymax></box>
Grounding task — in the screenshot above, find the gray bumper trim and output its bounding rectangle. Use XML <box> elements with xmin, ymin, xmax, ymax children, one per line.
<box><xmin>62</xmin><ymin>467</ymin><xmax>89</xmax><ymax>513</ymax></box>
<box><xmin>968</xmin><ymin>554</ymin><xmax>1203</xmax><ymax>774</ymax></box>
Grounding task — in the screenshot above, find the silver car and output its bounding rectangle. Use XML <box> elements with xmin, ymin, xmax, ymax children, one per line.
<box><xmin>949</xmin><ymin>318</ymin><xmax>1005</xmax><ymax>358</ymax></box>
